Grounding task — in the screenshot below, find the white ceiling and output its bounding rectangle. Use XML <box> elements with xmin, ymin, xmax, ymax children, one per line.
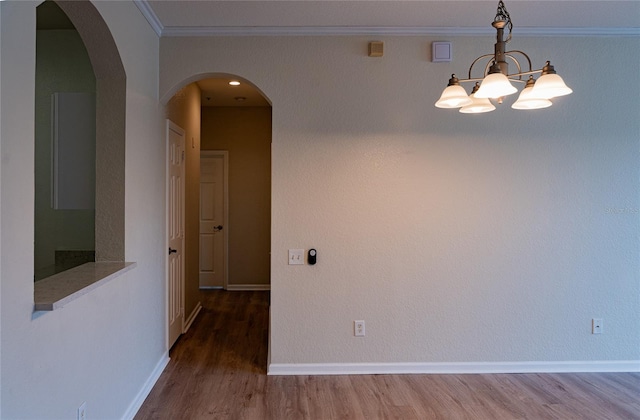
<box><xmin>138</xmin><ymin>0</ymin><xmax>639</xmax><ymax>106</ymax></box>
<box><xmin>196</xmin><ymin>78</ymin><xmax>271</xmax><ymax>107</ymax></box>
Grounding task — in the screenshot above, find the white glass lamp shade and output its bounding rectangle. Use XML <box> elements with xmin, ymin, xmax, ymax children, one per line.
<box><xmin>474</xmin><ymin>72</ymin><xmax>518</xmax><ymax>99</ymax></box>
<box><xmin>531</xmin><ymin>73</ymin><xmax>572</xmax><ymax>99</ymax></box>
<box><xmin>512</xmin><ymin>86</ymin><xmax>552</xmax><ymax>110</ymax></box>
<box><xmin>435</xmin><ymin>85</ymin><xmax>472</xmax><ymax>108</ymax></box>
<box><xmin>460</xmin><ymin>93</ymin><xmax>496</xmax><ymax>113</ymax></box>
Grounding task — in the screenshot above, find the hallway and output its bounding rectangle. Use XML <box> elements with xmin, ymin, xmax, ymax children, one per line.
<box><xmin>136</xmin><ymin>291</ymin><xmax>269</xmax><ymax>419</ymax></box>
<box><xmin>135</xmin><ymin>291</ymin><xmax>640</xmax><ymax>419</ymax></box>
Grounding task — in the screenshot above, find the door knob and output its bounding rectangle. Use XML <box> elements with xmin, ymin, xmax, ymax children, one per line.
<box><xmin>168</xmin><ymin>247</ymin><xmax>177</xmax><ymax>254</ymax></box>
<box><xmin>213</xmin><ymin>225</ymin><xmax>223</xmax><ymax>232</ymax></box>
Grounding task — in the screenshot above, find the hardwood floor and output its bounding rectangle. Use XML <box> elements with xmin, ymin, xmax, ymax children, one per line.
<box><xmin>136</xmin><ymin>290</ymin><xmax>640</xmax><ymax>419</ymax></box>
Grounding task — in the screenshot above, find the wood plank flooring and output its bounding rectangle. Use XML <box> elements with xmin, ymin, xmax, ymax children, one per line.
<box><xmin>135</xmin><ymin>291</ymin><xmax>640</xmax><ymax>419</ymax></box>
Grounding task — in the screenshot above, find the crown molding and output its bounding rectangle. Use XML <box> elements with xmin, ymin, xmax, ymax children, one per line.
<box><xmin>161</xmin><ymin>25</ymin><xmax>640</xmax><ymax>38</ymax></box>
<box><xmin>134</xmin><ymin>0</ymin><xmax>639</xmax><ymax>38</ymax></box>
<box><xmin>134</xmin><ymin>0</ymin><xmax>163</xmax><ymax>37</ymax></box>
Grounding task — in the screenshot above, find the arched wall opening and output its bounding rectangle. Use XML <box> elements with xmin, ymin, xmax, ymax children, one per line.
<box><xmin>33</xmin><ymin>0</ymin><xmax>127</xmax><ymax>305</ymax></box>
<box><xmin>54</xmin><ymin>0</ymin><xmax>127</xmax><ymax>263</ymax></box>
<box><xmin>34</xmin><ymin>1</ymin><xmax>98</xmax><ymax>279</ymax></box>
<box><xmin>164</xmin><ymin>73</ymin><xmax>272</xmax><ymax>354</ymax></box>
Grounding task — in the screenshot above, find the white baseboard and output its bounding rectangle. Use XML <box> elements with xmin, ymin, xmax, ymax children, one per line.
<box><xmin>122</xmin><ymin>352</ymin><xmax>170</xmax><ymax>420</ymax></box>
<box><xmin>226</xmin><ymin>284</ymin><xmax>271</xmax><ymax>291</ymax></box>
<box><xmin>268</xmin><ymin>360</ymin><xmax>640</xmax><ymax>376</ymax></box>
<box><xmin>183</xmin><ymin>302</ymin><xmax>202</xmax><ymax>333</ymax></box>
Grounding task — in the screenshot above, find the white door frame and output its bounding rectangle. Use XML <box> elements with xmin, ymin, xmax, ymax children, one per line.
<box><xmin>166</xmin><ymin>120</ymin><xmax>186</xmax><ymax>348</ymax></box>
<box><xmin>200</xmin><ymin>150</ymin><xmax>229</xmax><ymax>290</ymax></box>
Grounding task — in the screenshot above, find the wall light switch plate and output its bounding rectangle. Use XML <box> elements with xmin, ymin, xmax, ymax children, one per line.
<box><xmin>288</xmin><ymin>249</ymin><xmax>304</xmax><ymax>265</ymax></box>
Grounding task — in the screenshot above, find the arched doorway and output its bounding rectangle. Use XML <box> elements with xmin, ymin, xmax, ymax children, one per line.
<box><xmin>164</xmin><ymin>74</ymin><xmax>272</xmax><ymax>353</ymax></box>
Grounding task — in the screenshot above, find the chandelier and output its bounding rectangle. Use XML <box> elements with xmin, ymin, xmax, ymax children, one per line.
<box><xmin>435</xmin><ymin>0</ymin><xmax>572</xmax><ymax>113</ymax></box>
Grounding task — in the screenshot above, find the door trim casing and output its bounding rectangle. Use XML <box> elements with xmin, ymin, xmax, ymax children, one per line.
<box><xmin>200</xmin><ymin>150</ymin><xmax>229</xmax><ymax>290</ymax></box>
<box><xmin>166</xmin><ymin>119</ymin><xmax>186</xmax><ymax>348</ymax></box>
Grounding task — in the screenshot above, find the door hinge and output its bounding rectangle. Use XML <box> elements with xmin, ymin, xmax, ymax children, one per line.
<box><xmin>182</xmin><ymin>150</ymin><xmax>185</xmax><ymax>161</ymax></box>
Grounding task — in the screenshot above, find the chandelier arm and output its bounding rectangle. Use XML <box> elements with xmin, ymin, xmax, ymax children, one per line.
<box><xmin>467</xmin><ymin>54</ymin><xmax>495</xmax><ymax>79</ymax></box>
<box><xmin>504</xmin><ymin>54</ymin><xmax>522</xmax><ymax>79</ymax></box>
<box><xmin>506</xmin><ymin>69</ymin><xmax>544</xmax><ymax>79</ymax></box>
<box><xmin>455</xmin><ymin>77</ymin><xmax>486</xmax><ymax>84</ymax></box>
<box><xmin>506</xmin><ymin>50</ymin><xmax>533</xmax><ymax>72</ymax></box>
<box><xmin>457</xmin><ymin>76</ymin><xmax>528</xmax><ymax>85</ymax></box>
<box><xmin>484</xmin><ymin>61</ymin><xmax>493</xmax><ymax>77</ymax></box>
<box><xmin>505</xmin><ymin>78</ymin><xmax>529</xmax><ymax>85</ymax></box>
<box><xmin>457</xmin><ymin>68</ymin><xmax>544</xmax><ymax>85</ymax></box>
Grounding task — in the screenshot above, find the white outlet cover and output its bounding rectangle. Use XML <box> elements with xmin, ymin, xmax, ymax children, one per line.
<box><xmin>592</xmin><ymin>318</ymin><xmax>603</xmax><ymax>334</ymax></box>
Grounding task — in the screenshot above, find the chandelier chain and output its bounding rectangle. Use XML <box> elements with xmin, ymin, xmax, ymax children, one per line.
<box><xmin>494</xmin><ymin>0</ymin><xmax>513</xmax><ymax>43</ymax></box>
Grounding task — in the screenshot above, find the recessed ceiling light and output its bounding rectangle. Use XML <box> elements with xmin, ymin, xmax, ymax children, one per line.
<box><xmin>229</xmin><ymin>81</ymin><xmax>240</xmax><ymax>86</ymax></box>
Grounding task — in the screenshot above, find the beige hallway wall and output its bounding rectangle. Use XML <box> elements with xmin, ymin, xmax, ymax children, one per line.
<box><xmin>201</xmin><ymin>106</ymin><xmax>271</xmax><ymax>287</ymax></box>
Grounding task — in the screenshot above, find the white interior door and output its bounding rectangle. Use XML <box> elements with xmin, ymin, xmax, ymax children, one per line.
<box><xmin>167</xmin><ymin>121</ymin><xmax>185</xmax><ymax>348</ymax></box>
<box><xmin>199</xmin><ymin>151</ymin><xmax>227</xmax><ymax>289</ymax></box>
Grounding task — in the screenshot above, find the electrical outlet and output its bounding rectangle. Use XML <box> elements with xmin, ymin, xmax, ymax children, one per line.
<box><xmin>78</xmin><ymin>402</ymin><xmax>86</xmax><ymax>420</ymax></box>
<box><xmin>288</xmin><ymin>249</ymin><xmax>304</xmax><ymax>265</ymax></box>
<box><xmin>354</xmin><ymin>320</ymin><xmax>365</xmax><ymax>337</ymax></box>
<box><xmin>592</xmin><ymin>318</ymin><xmax>603</xmax><ymax>334</ymax></box>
